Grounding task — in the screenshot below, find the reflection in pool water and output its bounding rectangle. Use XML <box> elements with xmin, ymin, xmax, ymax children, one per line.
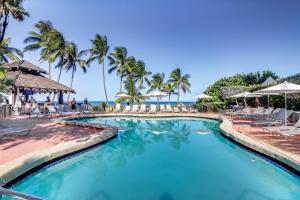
<box><xmin>5</xmin><ymin>117</ymin><xmax>300</xmax><ymax>200</ymax></box>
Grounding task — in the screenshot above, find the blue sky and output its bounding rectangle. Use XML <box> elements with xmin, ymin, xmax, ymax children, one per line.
<box><xmin>7</xmin><ymin>0</ymin><xmax>300</xmax><ymax>101</ymax></box>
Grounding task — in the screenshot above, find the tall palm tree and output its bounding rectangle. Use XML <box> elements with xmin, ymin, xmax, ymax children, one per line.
<box><xmin>147</xmin><ymin>73</ymin><xmax>165</xmax><ymax>93</ymax></box>
<box><xmin>163</xmin><ymin>82</ymin><xmax>176</xmax><ymax>103</ymax></box>
<box><xmin>81</xmin><ymin>34</ymin><xmax>109</xmax><ymax>104</ymax></box>
<box><xmin>0</xmin><ymin>0</ymin><xmax>29</xmax><ymax>45</ymax></box>
<box><xmin>147</xmin><ymin>73</ymin><xmax>165</xmax><ymax>106</ymax></box>
<box><xmin>134</xmin><ymin>60</ymin><xmax>151</xmax><ymax>93</ymax></box>
<box><xmin>23</xmin><ymin>20</ymin><xmax>55</xmax><ymax>79</ymax></box>
<box><xmin>0</xmin><ymin>37</ymin><xmax>23</xmax><ymax>64</ymax></box>
<box><xmin>108</xmin><ymin>46</ymin><xmax>128</xmax><ymax>92</ymax></box>
<box><xmin>168</xmin><ymin>68</ymin><xmax>191</xmax><ymax>104</ymax></box>
<box><xmin>63</xmin><ymin>42</ymin><xmax>87</xmax><ymax>101</ymax></box>
<box><xmin>43</xmin><ymin>28</ymin><xmax>68</xmax><ymax>84</ymax></box>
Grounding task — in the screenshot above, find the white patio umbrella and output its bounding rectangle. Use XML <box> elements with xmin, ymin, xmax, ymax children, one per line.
<box><xmin>231</xmin><ymin>92</ymin><xmax>261</xmax><ymax>106</ymax></box>
<box><xmin>255</xmin><ymin>81</ymin><xmax>300</xmax><ymax>125</ymax></box>
<box><xmin>196</xmin><ymin>93</ymin><xmax>212</xmax><ymax>112</ymax></box>
<box><xmin>195</xmin><ymin>93</ymin><xmax>212</xmax><ymax>99</ymax></box>
<box><xmin>115</xmin><ymin>92</ymin><xmax>131</xmax><ymax>99</ymax></box>
<box><xmin>148</xmin><ymin>90</ymin><xmax>167</xmax><ymax>106</ymax></box>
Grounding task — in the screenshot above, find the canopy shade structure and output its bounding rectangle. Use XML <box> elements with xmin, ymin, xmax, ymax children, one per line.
<box><xmin>195</xmin><ymin>93</ymin><xmax>212</xmax><ymax>99</ymax></box>
<box><xmin>255</xmin><ymin>81</ymin><xmax>300</xmax><ymax>125</ymax></box>
<box><xmin>231</xmin><ymin>92</ymin><xmax>262</xmax><ymax>98</ymax></box>
<box><xmin>255</xmin><ymin>81</ymin><xmax>300</xmax><ymax>94</ymax></box>
<box><xmin>115</xmin><ymin>92</ymin><xmax>131</xmax><ymax>98</ymax></box>
<box><xmin>6</xmin><ymin>71</ymin><xmax>75</xmax><ymax>93</ymax></box>
<box><xmin>2</xmin><ymin>60</ymin><xmax>48</xmax><ymax>74</ymax></box>
<box><xmin>2</xmin><ymin>60</ymin><xmax>75</xmax><ymax>110</ymax></box>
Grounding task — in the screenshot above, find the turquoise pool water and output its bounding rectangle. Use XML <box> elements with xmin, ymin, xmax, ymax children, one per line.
<box><xmin>4</xmin><ymin>117</ymin><xmax>300</xmax><ymax>200</ymax></box>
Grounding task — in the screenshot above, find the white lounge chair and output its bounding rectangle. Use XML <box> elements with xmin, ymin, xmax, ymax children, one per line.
<box><xmin>254</xmin><ymin>109</ymin><xmax>293</xmax><ymax>127</ymax></box>
<box><xmin>160</xmin><ymin>104</ymin><xmax>166</xmax><ymax>112</ymax></box>
<box><xmin>173</xmin><ymin>107</ymin><xmax>179</xmax><ymax>113</ymax></box>
<box><xmin>149</xmin><ymin>104</ymin><xmax>157</xmax><ymax>114</ymax></box>
<box><xmin>181</xmin><ymin>105</ymin><xmax>188</xmax><ymax>113</ymax></box>
<box><xmin>123</xmin><ymin>105</ymin><xmax>131</xmax><ymax>113</ymax></box>
<box><xmin>139</xmin><ymin>104</ymin><xmax>146</xmax><ymax>113</ymax></box>
<box><xmin>166</xmin><ymin>104</ymin><xmax>172</xmax><ymax>112</ymax></box>
<box><xmin>131</xmin><ymin>105</ymin><xmax>139</xmax><ymax>113</ymax></box>
<box><xmin>189</xmin><ymin>107</ymin><xmax>197</xmax><ymax>113</ymax></box>
<box><xmin>263</xmin><ymin>116</ymin><xmax>300</xmax><ymax>133</ymax></box>
<box><xmin>114</xmin><ymin>103</ymin><xmax>121</xmax><ymax>112</ymax></box>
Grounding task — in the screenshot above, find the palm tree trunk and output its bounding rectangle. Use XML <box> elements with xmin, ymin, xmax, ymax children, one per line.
<box><xmin>119</xmin><ymin>76</ymin><xmax>123</xmax><ymax>92</ymax></box>
<box><xmin>57</xmin><ymin>66</ymin><xmax>63</xmax><ymax>83</ymax></box>
<box><xmin>67</xmin><ymin>68</ymin><xmax>75</xmax><ymax>102</ymax></box>
<box><xmin>48</xmin><ymin>61</ymin><xmax>51</xmax><ymax>79</ymax></box>
<box><xmin>52</xmin><ymin>66</ymin><xmax>63</xmax><ymax>102</ymax></box>
<box><xmin>0</xmin><ymin>12</ymin><xmax>8</xmax><ymax>45</ymax></box>
<box><xmin>48</xmin><ymin>61</ymin><xmax>52</xmax><ymax>99</ymax></box>
<box><xmin>102</xmin><ymin>61</ymin><xmax>108</xmax><ymax>104</ymax></box>
<box><xmin>169</xmin><ymin>94</ymin><xmax>171</xmax><ymax>103</ymax></box>
<box><xmin>177</xmin><ymin>87</ymin><xmax>180</xmax><ymax>105</ymax></box>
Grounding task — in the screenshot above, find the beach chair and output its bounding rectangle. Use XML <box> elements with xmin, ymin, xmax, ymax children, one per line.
<box><xmin>181</xmin><ymin>105</ymin><xmax>188</xmax><ymax>113</ymax></box>
<box><xmin>254</xmin><ymin>109</ymin><xmax>293</xmax><ymax>127</ymax></box>
<box><xmin>47</xmin><ymin>106</ymin><xmax>57</xmax><ymax>117</ymax></box>
<box><xmin>189</xmin><ymin>106</ymin><xmax>198</xmax><ymax>113</ymax></box>
<box><xmin>139</xmin><ymin>104</ymin><xmax>146</xmax><ymax>113</ymax></box>
<box><xmin>263</xmin><ymin>117</ymin><xmax>300</xmax><ymax>132</ymax></box>
<box><xmin>123</xmin><ymin>105</ymin><xmax>131</xmax><ymax>113</ymax></box>
<box><xmin>114</xmin><ymin>103</ymin><xmax>121</xmax><ymax>112</ymax></box>
<box><xmin>166</xmin><ymin>104</ymin><xmax>172</xmax><ymax>112</ymax></box>
<box><xmin>173</xmin><ymin>107</ymin><xmax>179</xmax><ymax>113</ymax></box>
<box><xmin>131</xmin><ymin>105</ymin><xmax>139</xmax><ymax>113</ymax></box>
<box><xmin>160</xmin><ymin>104</ymin><xmax>166</xmax><ymax>112</ymax></box>
<box><xmin>149</xmin><ymin>104</ymin><xmax>157</xmax><ymax>114</ymax></box>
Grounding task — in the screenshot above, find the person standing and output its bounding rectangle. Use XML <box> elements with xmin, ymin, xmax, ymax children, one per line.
<box><xmin>71</xmin><ymin>98</ymin><xmax>77</xmax><ymax>111</ymax></box>
<box><xmin>83</xmin><ymin>97</ymin><xmax>89</xmax><ymax>110</ymax></box>
<box><xmin>44</xmin><ymin>96</ymin><xmax>51</xmax><ymax>113</ymax></box>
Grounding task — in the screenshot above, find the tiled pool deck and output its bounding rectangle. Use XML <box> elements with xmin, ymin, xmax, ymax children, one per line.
<box><xmin>220</xmin><ymin>115</ymin><xmax>300</xmax><ymax>173</ymax></box>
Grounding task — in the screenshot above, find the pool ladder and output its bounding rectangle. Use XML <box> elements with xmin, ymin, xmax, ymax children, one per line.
<box><xmin>0</xmin><ymin>187</ymin><xmax>43</xmax><ymax>200</ymax></box>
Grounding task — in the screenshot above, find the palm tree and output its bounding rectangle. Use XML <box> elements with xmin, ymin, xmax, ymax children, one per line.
<box><xmin>147</xmin><ymin>73</ymin><xmax>165</xmax><ymax>106</ymax></box>
<box><xmin>81</xmin><ymin>34</ymin><xmax>109</xmax><ymax>104</ymax></box>
<box><xmin>124</xmin><ymin>76</ymin><xmax>145</xmax><ymax>105</ymax></box>
<box><xmin>147</xmin><ymin>73</ymin><xmax>165</xmax><ymax>93</ymax></box>
<box><xmin>63</xmin><ymin>42</ymin><xmax>87</xmax><ymax>101</ymax></box>
<box><xmin>0</xmin><ymin>37</ymin><xmax>23</xmax><ymax>64</ymax></box>
<box><xmin>0</xmin><ymin>66</ymin><xmax>14</xmax><ymax>91</ymax></box>
<box><xmin>134</xmin><ymin>60</ymin><xmax>151</xmax><ymax>93</ymax></box>
<box><xmin>108</xmin><ymin>46</ymin><xmax>128</xmax><ymax>92</ymax></box>
<box><xmin>163</xmin><ymin>82</ymin><xmax>176</xmax><ymax>103</ymax></box>
<box><xmin>168</xmin><ymin>68</ymin><xmax>191</xmax><ymax>104</ymax></box>
<box><xmin>23</xmin><ymin>20</ymin><xmax>55</xmax><ymax>79</ymax></box>
<box><xmin>0</xmin><ymin>0</ymin><xmax>29</xmax><ymax>45</ymax></box>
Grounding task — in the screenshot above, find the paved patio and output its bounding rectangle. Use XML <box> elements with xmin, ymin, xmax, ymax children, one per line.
<box><xmin>0</xmin><ymin>119</ymin><xmax>103</xmax><ymax>164</ymax></box>
<box><xmin>230</xmin><ymin>116</ymin><xmax>300</xmax><ymax>155</ymax></box>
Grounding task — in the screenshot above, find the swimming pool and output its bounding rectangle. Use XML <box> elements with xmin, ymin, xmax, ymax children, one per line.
<box><xmin>4</xmin><ymin>117</ymin><xmax>300</xmax><ymax>199</ymax></box>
